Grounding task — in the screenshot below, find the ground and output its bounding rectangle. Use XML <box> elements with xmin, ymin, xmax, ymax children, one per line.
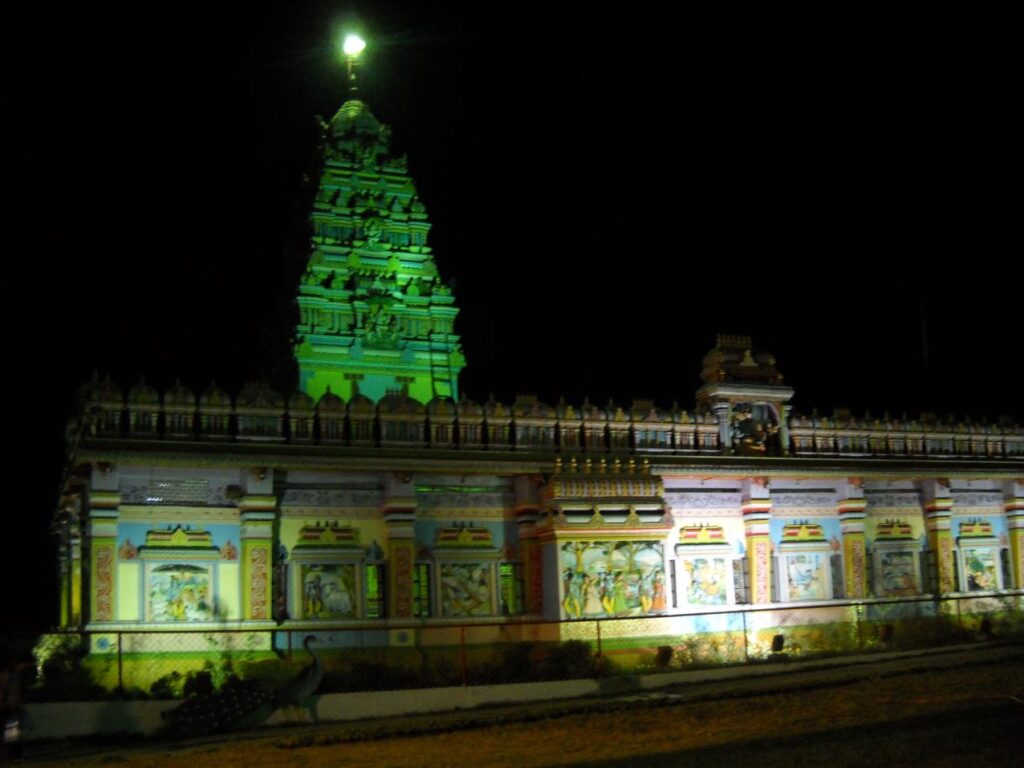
<box><xmin>19</xmin><ymin>647</ymin><xmax>1024</xmax><ymax>767</ymax></box>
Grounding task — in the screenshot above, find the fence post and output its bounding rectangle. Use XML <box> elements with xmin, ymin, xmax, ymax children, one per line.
<box><xmin>595</xmin><ymin>620</ymin><xmax>602</xmax><ymax>669</ymax></box>
<box><xmin>855</xmin><ymin>604</ymin><xmax>864</xmax><ymax>652</ymax></box>
<box><xmin>117</xmin><ymin>632</ymin><xmax>124</xmax><ymax>692</ymax></box>
<box><xmin>459</xmin><ymin>625</ymin><xmax>468</xmax><ymax>687</ymax></box>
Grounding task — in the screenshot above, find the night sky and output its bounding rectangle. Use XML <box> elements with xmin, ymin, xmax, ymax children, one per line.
<box><xmin>5</xmin><ymin>3</ymin><xmax>1021</xmax><ymax>628</ymax></box>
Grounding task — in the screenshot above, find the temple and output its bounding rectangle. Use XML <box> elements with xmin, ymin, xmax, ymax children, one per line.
<box><xmin>53</xmin><ymin>95</ymin><xmax>1024</xmax><ymax>676</ymax></box>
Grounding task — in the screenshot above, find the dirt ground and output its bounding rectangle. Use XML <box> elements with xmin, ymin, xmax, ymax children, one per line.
<box><xmin>19</xmin><ymin>650</ymin><xmax>1024</xmax><ymax>767</ymax></box>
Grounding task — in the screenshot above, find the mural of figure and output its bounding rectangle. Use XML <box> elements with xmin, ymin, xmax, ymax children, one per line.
<box><xmin>602</xmin><ymin>572</ymin><xmax>616</xmax><ymax>615</ymax></box>
<box><xmin>149</xmin><ymin>565</ymin><xmax>212</xmax><ymax>622</ymax></box>
<box><xmin>566</xmin><ymin>572</ymin><xmax>585</xmax><ymax>619</ymax></box>
<box><xmin>562</xmin><ymin>569</ymin><xmax>580</xmax><ymax>618</ymax></box>
<box><xmin>559</xmin><ymin>540</ymin><xmax>665</xmax><ymax>620</ymax></box>
<box><xmin>651</xmin><ymin>570</ymin><xmax>666</xmax><ymax>612</ymax></box>
<box><xmin>965</xmin><ymin>550</ymin><xmax>996</xmax><ymax>591</ymax></box>
<box><xmin>732</xmin><ymin>403</ymin><xmax>779</xmax><ymax>455</ymax></box>
<box><xmin>304</xmin><ymin>573</ymin><xmax>324</xmax><ymax>617</ymax></box>
<box><xmin>611</xmin><ymin>573</ymin><xmax>629</xmax><ymax>615</ymax></box>
<box><xmin>322</xmin><ymin>579</ymin><xmax>352</xmax><ymax>615</ymax></box>
<box><xmin>582</xmin><ymin>574</ymin><xmax>603</xmax><ymax>616</ymax></box>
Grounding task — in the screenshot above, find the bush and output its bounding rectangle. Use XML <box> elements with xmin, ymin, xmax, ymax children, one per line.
<box><xmin>536</xmin><ymin>640</ymin><xmax>599</xmax><ymax>680</ymax></box>
<box><xmin>27</xmin><ymin>634</ymin><xmax>105</xmax><ymax>702</ymax></box>
<box><xmin>183</xmin><ymin>669</ymin><xmax>215</xmax><ymax>698</ymax></box>
<box><xmin>150</xmin><ymin>671</ymin><xmax>183</xmax><ymax>699</ymax></box>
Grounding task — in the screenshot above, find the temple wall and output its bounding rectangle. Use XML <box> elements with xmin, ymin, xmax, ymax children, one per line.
<box><xmin>66</xmin><ymin>466</ymin><xmax>1022</xmax><ymax>636</ymax></box>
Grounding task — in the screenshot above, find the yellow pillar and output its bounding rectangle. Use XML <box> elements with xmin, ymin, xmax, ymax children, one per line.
<box><xmin>240</xmin><ymin>505</ymin><xmax>275</xmax><ymax>621</ymax></box>
<box><xmin>1006</xmin><ymin>499</ymin><xmax>1024</xmax><ymax>589</ymax></box>
<box><xmin>89</xmin><ymin>537</ymin><xmax>116</xmax><ymax>622</ymax></box>
<box><xmin>63</xmin><ymin>534</ymin><xmax>83</xmax><ymax>628</ymax></box>
<box><xmin>87</xmin><ymin>502</ymin><xmax>118</xmax><ymax>623</ymax></box>
<box><xmin>742</xmin><ymin>478</ymin><xmax>773</xmax><ymax>603</ymax></box>
<box><xmin>925</xmin><ymin>501</ymin><xmax>955</xmax><ymax>594</ymax></box>
<box><xmin>71</xmin><ymin>537</ymin><xmax>83</xmax><ymax>624</ymax></box>
<box><xmin>839</xmin><ymin>504</ymin><xmax>868</xmax><ymax>599</ymax></box>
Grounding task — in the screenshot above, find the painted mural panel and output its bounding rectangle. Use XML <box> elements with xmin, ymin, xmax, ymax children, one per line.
<box><xmin>301</xmin><ymin>564</ymin><xmax>356</xmax><ymax>619</ymax></box>
<box><xmin>783</xmin><ymin>553</ymin><xmax>830</xmax><ymax>600</ymax></box>
<box><xmin>440</xmin><ymin>563</ymin><xmax>492</xmax><ymax>617</ymax></box>
<box><xmin>962</xmin><ymin>548</ymin><xmax>999</xmax><ymax>591</ymax></box>
<box><xmin>149</xmin><ymin>564</ymin><xmax>212</xmax><ymax>622</ymax></box>
<box><xmin>560</xmin><ymin>541</ymin><xmax>665</xmax><ymax>619</ymax></box>
<box><xmin>878</xmin><ymin>551</ymin><xmax>918</xmax><ymax>596</ymax></box>
<box><xmin>681</xmin><ymin>556</ymin><xmax>729</xmax><ymax>605</ymax></box>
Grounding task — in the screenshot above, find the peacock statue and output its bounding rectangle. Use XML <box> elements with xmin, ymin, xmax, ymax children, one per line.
<box><xmin>272</xmin><ymin>634</ymin><xmax>325</xmax><ymax>712</ymax></box>
<box><xmin>162</xmin><ymin>635</ymin><xmax>324</xmax><ymax>737</ymax></box>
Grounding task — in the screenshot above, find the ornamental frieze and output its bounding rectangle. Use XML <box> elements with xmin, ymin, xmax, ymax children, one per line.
<box><xmin>668</xmin><ymin>507</ymin><xmax>741</xmax><ymax>519</ymax></box>
<box><xmin>771</xmin><ymin>492</ymin><xmax>836</xmax><ymax>507</ymax></box>
<box><xmin>771</xmin><ymin>506</ymin><xmax>838</xmax><ymax>517</ymax></box>
<box><xmin>665</xmin><ymin>492</ymin><xmax>742</xmax><ymax>509</ymax></box>
<box><xmin>418</xmin><ymin>508</ymin><xmax>508</xmax><ymax>520</ymax></box>
<box><xmin>122</xmin><ymin>482</ymin><xmax>231</xmax><ymax>507</ymax></box>
<box><xmin>282</xmin><ymin>489</ymin><xmax>383</xmax><ymax>506</ymax></box>
<box><xmin>950</xmin><ymin>492</ymin><xmax>1003</xmax><ymax>507</ymax></box>
<box><xmin>416</xmin><ymin>492</ymin><xmax>513</xmax><ymax>509</ymax></box>
<box><xmin>865</xmin><ymin>492</ymin><xmax>921</xmax><ymax>509</ymax></box>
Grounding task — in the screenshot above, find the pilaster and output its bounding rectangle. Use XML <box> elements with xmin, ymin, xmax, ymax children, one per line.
<box><xmin>382</xmin><ymin>473</ymin><xmax>417</xmax><ymax>619</ymax></box>
<box><xmin>514</xmin><ymin>475</ymin><xmax>543</xmax><ymax>615</ymax></box>
<box><xmin>240</xmin><ymin>479</ymin><xmax>276</xmax><ymax>621</ymax></box>
<box><xmin>837</xmin><ymin>478</ymin><xmax>867</xmax><ymax>598</ymax></box>
<box><xmin>1005</xmin><ymin>481</ymin><xmax>1024</xmax><ymax>589</ymax></box>
<box><xmin>87</xmin><ymin>462</ymin><xmax>121</xmax><ymax>624</ymax></box>
<box><xmin>741</xmin><ymin>477</ymin><xmax>772</xmax><ymax>603</ymax></box>
<box><xmin>923</xmin><ymin>479</ymin><xmax>955</xmax><ymax>594</ymax></box>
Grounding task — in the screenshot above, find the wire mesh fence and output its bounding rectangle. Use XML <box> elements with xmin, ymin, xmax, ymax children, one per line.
<box><xmin>6</xmin><ymin>591</ymin><xmax>1022</xmax><ymax>702</ymax></box>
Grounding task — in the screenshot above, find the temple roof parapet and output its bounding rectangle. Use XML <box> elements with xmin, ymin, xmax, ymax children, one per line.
<box><xmin>68</xmin><ymin>376</ymin><xmax>1024</xmax><ymax>460</ymax></box>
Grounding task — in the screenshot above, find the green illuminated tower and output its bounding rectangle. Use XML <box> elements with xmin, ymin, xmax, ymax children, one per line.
<box><xmin>294</xmin><ymin>98</ymin><xmax>465</xmax><ymax>403</ymax></box>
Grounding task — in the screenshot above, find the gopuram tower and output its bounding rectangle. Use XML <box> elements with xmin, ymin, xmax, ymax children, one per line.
<box><xmin>294</xmin><ymin>47</ymin><xmax>465</xmax><ymax>404</ymax></box>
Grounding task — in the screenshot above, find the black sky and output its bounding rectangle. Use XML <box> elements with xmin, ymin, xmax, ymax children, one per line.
<box><xmin>4</xmin><ymin>2</ymin><xmax>1021</xmax><ymax>628</ymax></box>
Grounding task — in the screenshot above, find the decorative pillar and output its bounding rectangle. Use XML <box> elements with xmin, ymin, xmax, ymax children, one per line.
<box><xmin>57</xmin><ymin>493</ymin><xmax>84</xmax><ymax>628</ymax></box>
<box><xmin>1005</xmin><ymin>481</ymin><xmax>1024</xmax><ymax>589</ymax></box>
<box><xmin>778</xmin><ymin>404</ymin><xmax>792</xmax><ymax>456</ymax></box>
<box><xmin>88</xmin><ymin>512</ymin><xmax>117</xmax><ymax>624</ymax></box>
<box><xmin>239</xmin><ymin>478</ymin><xmax>275</xmax><ymax>621</ymax></box>
<box><xmin>741</xmin><ymin>477</ymin><xmax>772</xmax><ymax>603</ymax></box>
<box><xmin>382</xmin><ymin>473</ymin><xmax>416</xmax><ymax>620</ymax></box>
<box><xmin>712</xmin><ymin>402</ymin><xmax>732</xmax><ymax>452</ymax></box>
<box><xmin>514</xmin><ymin>475</ymin><xmax>543</xmax><ymax>615</ymax></box>
<box><xmin>87</xmin><ymin>463</ymin><xmax>121</xmax><ymax>624</ymax></box>
<box><xmin>837</xmin><ymin>478</ymin><xmax>868</xmax><ymax>598</ymax></box>
<box><xmin>923</xmin><ymin>479</ymin><xmax>955</xmax><ymax>594</ymax></box>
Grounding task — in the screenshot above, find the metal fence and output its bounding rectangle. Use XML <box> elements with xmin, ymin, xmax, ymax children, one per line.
<box><xmin>10</xmin><ymin>591</ymin><xmax>1024</xmax><ymax>701</ymax></box>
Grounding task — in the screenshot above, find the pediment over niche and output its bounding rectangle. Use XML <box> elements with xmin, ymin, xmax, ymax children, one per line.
<box><xmin>294</xmin><ymin>522</ymin><xmax>361</xmax><ymax>549</ymax></box>
<box><xmin>436</xmin><ymin>524</ymin><xmax>493</xmax><ymax>548</ymax></box>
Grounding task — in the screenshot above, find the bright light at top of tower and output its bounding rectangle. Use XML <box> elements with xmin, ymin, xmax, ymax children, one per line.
<box><xmin>342</xmin><ymin>34</ymin><xmax>366</xmax><ymax>58</ymax></box>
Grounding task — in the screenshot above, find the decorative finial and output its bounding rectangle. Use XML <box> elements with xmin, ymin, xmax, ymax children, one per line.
<box><xmin>341</xmin><ymin>33</ymin><xmax>367</xmax><ymax>97</ymax></box>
